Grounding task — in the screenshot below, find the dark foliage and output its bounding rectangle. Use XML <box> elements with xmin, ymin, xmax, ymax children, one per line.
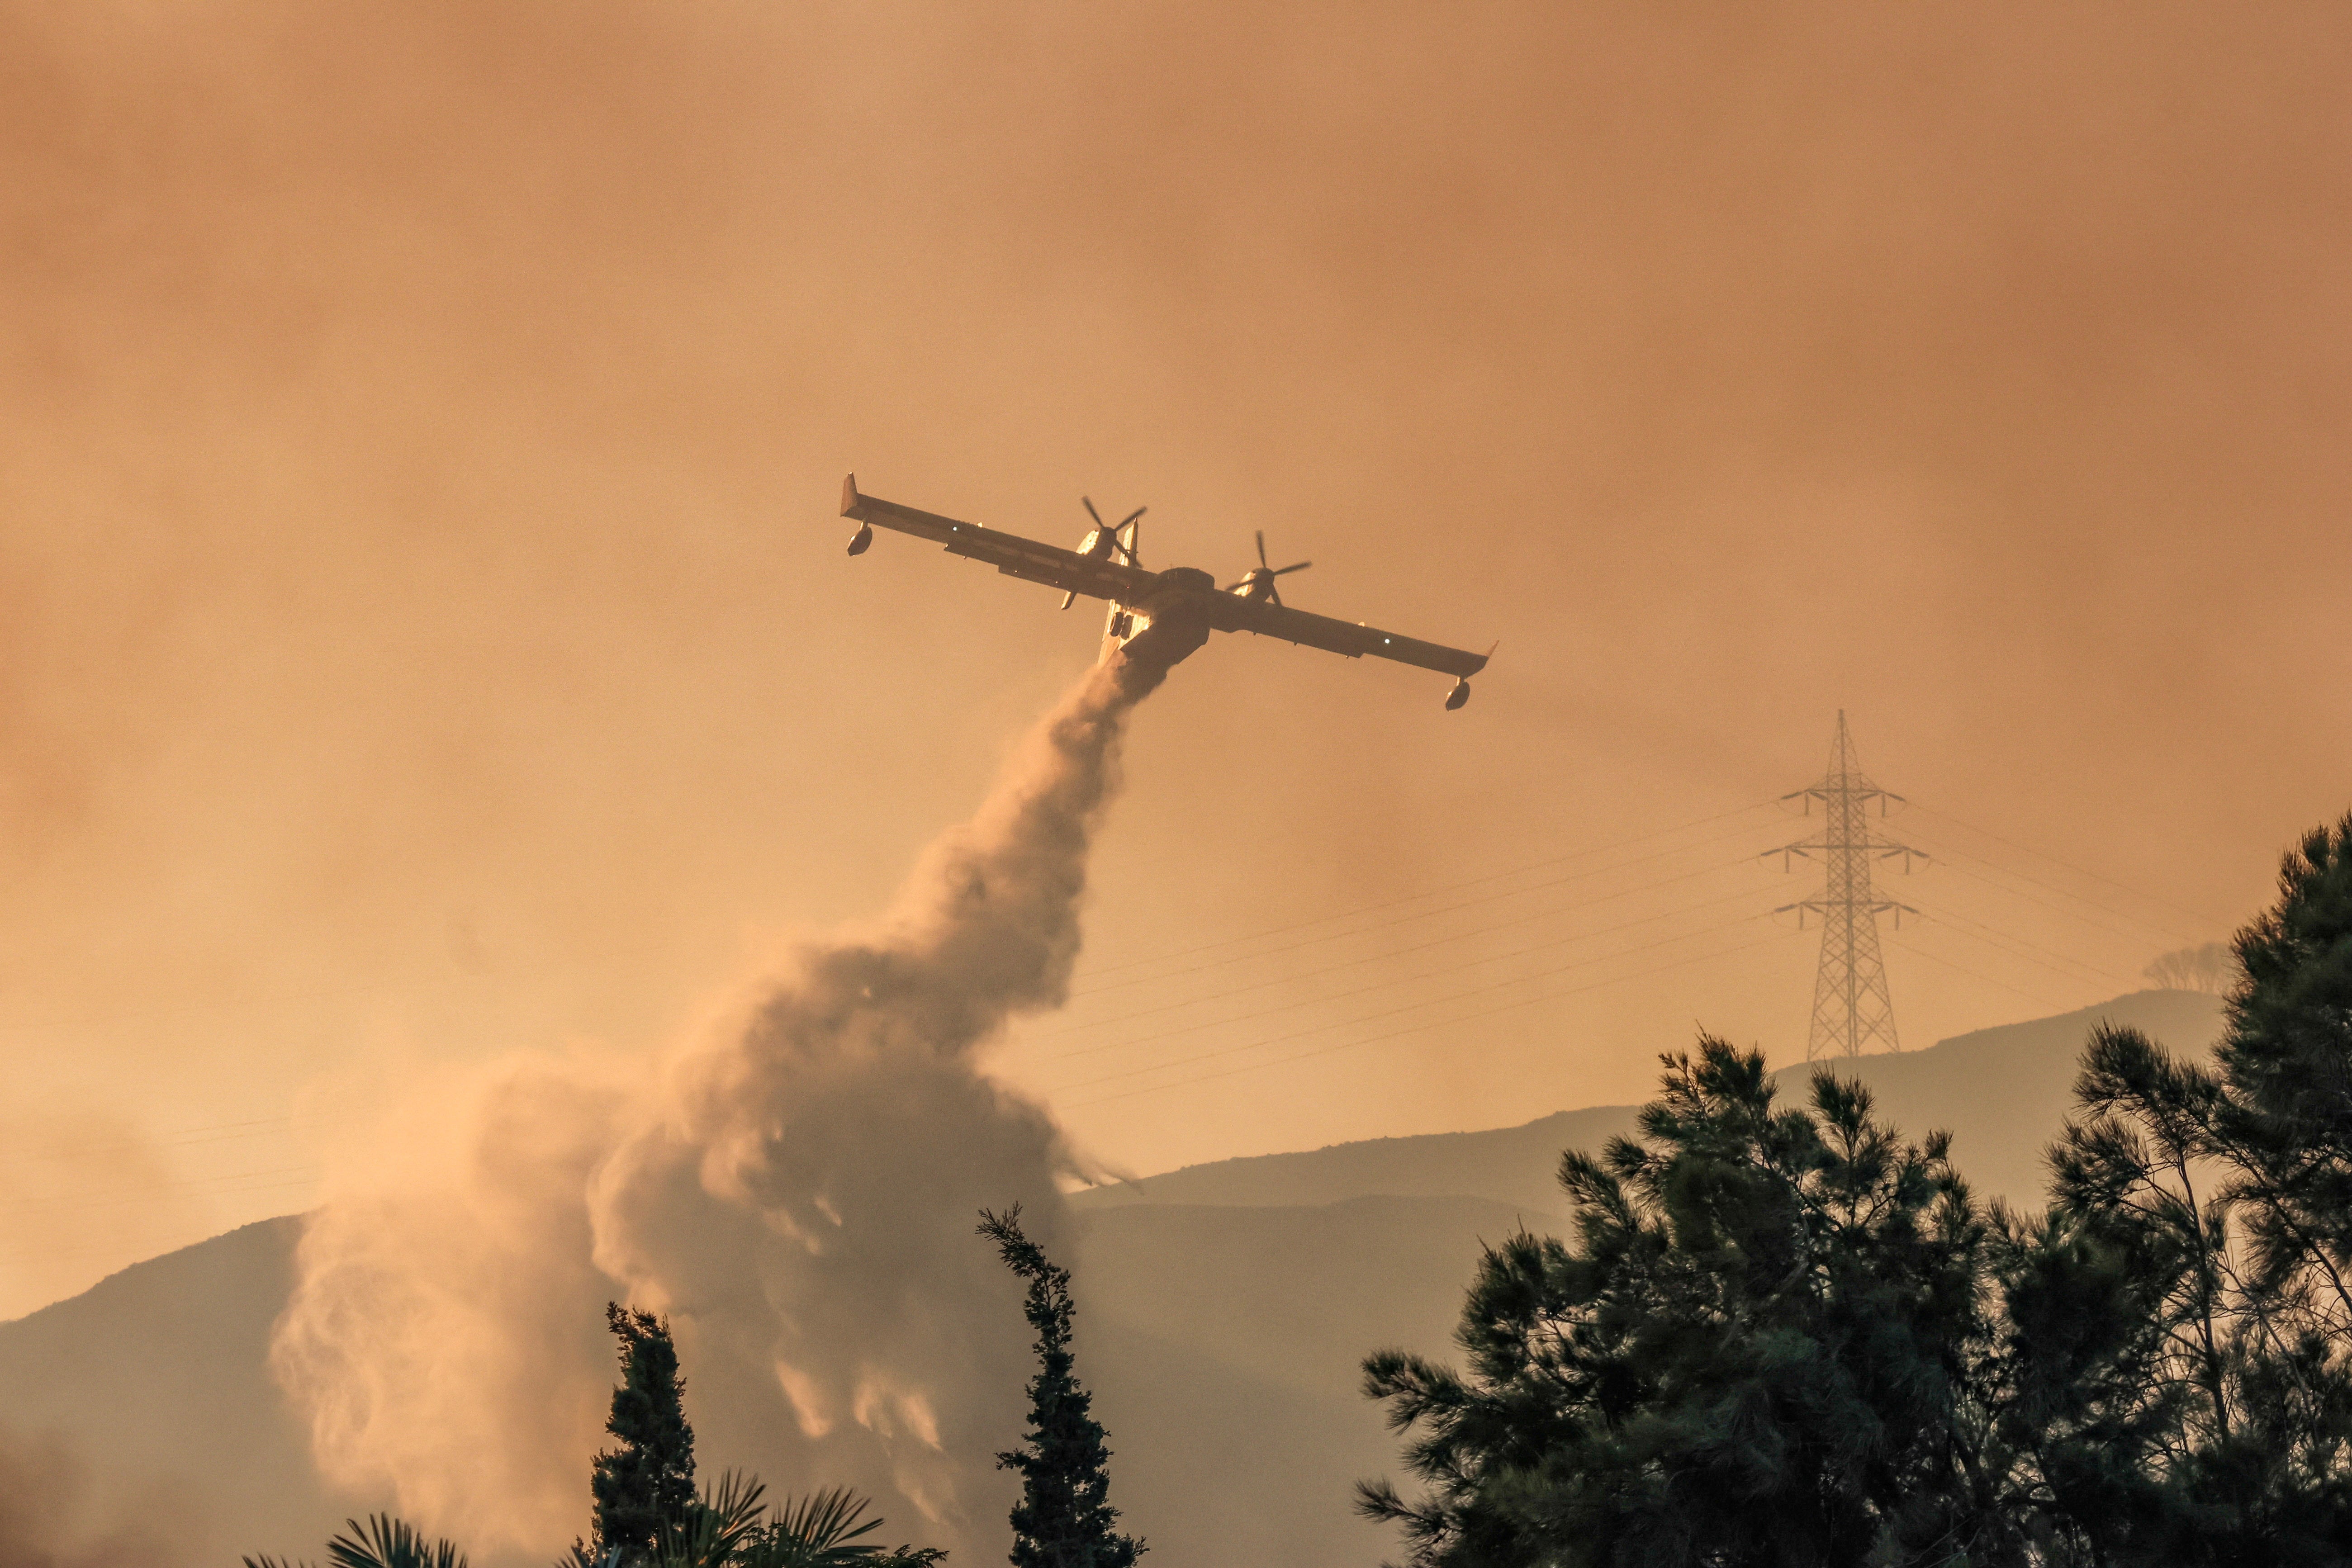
<box><xmin>1998</xmin><ymin>814</ymin><xmax>2352</xmax><ymax>1564</ymax></box>
<box><xmin>977</xmin><ymin>1205</ymin><xmax>1142</xmax><ymax>1568</ymax></box>
<box><xmin>245</xmin><ymin>1514</ymin><xmax>469</xmax><ymax>1568</ymax></box>
<box><xmin>1358</xmin><ymin>1037</ymin><xmax>2013</xmax><ymax>1567</ymax></box>
<box><xmin>1364</xmin><ymin>815</ymin><xmax>2352</xmax><ymax>1568</ymax></box>
<box><xmin>593</xmin><ymin>1302</ymin><xmax>701</xmax><ymax>1562</ymax></box>
<box><xmin>639</xmin><ymin>1471</ymin><xmax>947</xmax><ymax>1568</ymax></box>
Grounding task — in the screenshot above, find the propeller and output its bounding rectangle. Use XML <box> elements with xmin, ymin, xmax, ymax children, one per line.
<box><xmin>1225</xmin><ymin>530</ymin><xmax>1311</xmax><ymax>605</ymax></box>
<box><xmin>1081</xmin><ymin>497</ymin><xmax>1146</xmax><ymax>564</ymax></box>
<box><xmin>1062</xmin><ymin>496</ymin><xmax>1148</xmax><ymax>609</ymax></box>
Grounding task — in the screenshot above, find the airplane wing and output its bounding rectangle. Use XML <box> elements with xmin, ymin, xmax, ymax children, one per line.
<box><xmin>1198</xmin><ymin>590</ymin><xmax>1492</xmax><ymax>678</ymax></box>
<box><xmin>841</xmin><ymin>475</ymin><xmax>1158</xmax><ymax>604</ymax></box>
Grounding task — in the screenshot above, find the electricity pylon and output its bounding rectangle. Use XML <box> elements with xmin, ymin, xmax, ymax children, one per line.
<box><xmin>1767</xmin><ymin>712</ymin><xmax>1925</xmax><ymax>1060</ymax></box>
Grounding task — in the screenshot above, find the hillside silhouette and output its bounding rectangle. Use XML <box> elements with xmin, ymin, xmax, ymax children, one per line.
<box><xmin>1075</xmin><ymin>989</ymin><xmax>2223</xmax><ymax>1217</ymax></box>
<box><xmin>0</xmin><ymin>990</ymin><xmax>2219</xmax><ymax>1567</ymax></box>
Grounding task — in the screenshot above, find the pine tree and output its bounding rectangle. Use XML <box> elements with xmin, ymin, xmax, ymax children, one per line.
<box><xmin>977</xmin><ymin>1206</ymin><xmax>1143</xmax><ymax>1568</ymax></box>
<box><xmin>2000</xmin><ymin>815</ymin><xmax>2352</xmax><ymax>1563</ymax></box>
<box><xmin>591</xmin><ymin>1302</ymin><xmax>698</xmax><ymax>1562</ymax></box>
<box><xmin>2219</xmin><ymin>812</ymin><xmax>2352</xmax><ymax>1279</ymax></box>
<box><xmin>1357</xmin><ymin>1037</ymin><xmax>2014</xmax><ymax>1567</ymax></box>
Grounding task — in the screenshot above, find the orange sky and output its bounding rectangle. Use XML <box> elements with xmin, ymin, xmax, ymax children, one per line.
<box><xmin>0</xmin><ymin>0</ymin><xmax>2346</xmax><ymax>1314</ymax></box>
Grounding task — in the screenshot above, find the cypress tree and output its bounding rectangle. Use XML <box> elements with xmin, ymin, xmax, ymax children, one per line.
<box><xmin>590</xmin><ymin>1302</ymin><xmax>697</xmax><ymax>1562</ymax></box>
<box><xmin>977</xmin><ymin>1205</ymin><xmax>1143</xmax><ymax>1568</ymax></box>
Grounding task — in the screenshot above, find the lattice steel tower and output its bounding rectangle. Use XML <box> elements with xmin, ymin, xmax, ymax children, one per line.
<box><xmin>1768</xmin><ymin>712</ymin><xmax>1924</xmax><ymax>1059</ymax></box>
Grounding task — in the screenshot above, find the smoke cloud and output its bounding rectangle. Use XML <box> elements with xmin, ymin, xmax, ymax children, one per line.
<box><xmin>272</xmin><ymin>654</ymin><xmax>1166</xmax><ymax>1557</ymax></box>
<box><xmin>0</xmin><ymin>1106</ymin><xmax>206</xmax><ymax>1322</ymax></box>
<box><xmin>0</xmin><ymin>1432</ymin><xmax>182</xmax><ymax>1568</ymax></box>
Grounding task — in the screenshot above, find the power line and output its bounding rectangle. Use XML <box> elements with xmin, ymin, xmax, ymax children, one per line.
<box><xmin>0</xmin><ymin>1163</ymin><xmax>321</xmax><ymax>1222</ymax></box>
<box><xmin>1898</xmin><ymin>826</ymin><xmax>2211</xmax><ymax>948</ymax></box>
<box><xmin>1904</xmin><ymin>900</ymin><xmax>2142</xmax><ymax>991</ymax></box>
<box><xmin>1046</xmin><ymin>882</ymin><xmax>1778</xmax><ymax>1064</ymax></box>
<box><xmin>1043</xmin><ymin>860</ymin><xmax>1775</xmax><ymax>1048</ymax></box>
<box><xmin>0</xmin><ymin>1112</ymin><xmax>336</xmax><ymax>1164</ymax></box>
<box><xmin>1048</xmin><ymin>910</ymin><xmax>1771</xmax><ymax>1099</ymax></box>
<box><xmin>1885</xmin><ymin>935</ymin><xmax>2080</xmax><ymax>1014</ymax></box>
<box><xmin>1062</xmin><ymin>927</ymin><xmax>1788</xmax><ymax>1109</ymax></box>
<box><xmin>0</xmin><ymin>1180</ymin><xmax>322</xmax><ymax>1269</ymax></box>
<box><xmin>1907</xmin><ymin>803</ymin><xmax>2236</xmax><ymax>930</ymax></box>
<box><xmin>1900</xmin><ymin>879</ymin><xmax>2154</xmax><ymax>973</ymax></box>
<box><xmin>1069</xmin><ymin>803</ymin><xmax>1781</xmax><ymax>998</ymax></box>
<box><xmin>1910</xmin><ymin>895</ymin><xmax>2146</xmax><ymax>987</ymax></box>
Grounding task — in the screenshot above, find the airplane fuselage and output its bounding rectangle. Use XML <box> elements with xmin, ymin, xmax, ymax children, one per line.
<box><xmin>1100</xmin><ymin>565</ymin><xmax>1215</xmax><ymax>674</ymax></box>
<box><xmin>836</xmin><ymin>474</ymin><xmax>1489</xmax><ymax>708</ymax></box>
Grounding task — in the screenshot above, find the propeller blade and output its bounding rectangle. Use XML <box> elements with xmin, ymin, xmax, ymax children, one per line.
<box><xmin>1268</xmin><ymin>583</ymin><xmax>1283</xmax><ymax>607</ymax></box>
<box><xmin>1119</xmin><ymin>506</ymin><xmax>1147</xmax><ymax>529</ymax></box>
<box><xmin>1272</xmin><ymin>560</ymin><xmax>1312</xmax><ymax>574</ymax></box>
<box><xmin>1255</xmin><ymin>530</ymin><xmax>1270</xmax><ymax>569</ymax></box>
<box><xmin>1222</xmin><ymin>578</ymin><xmax>1249</xmax><ymax>592</ymax></box>
<box><xmin>1082</xmin><ymin>496</ymin><xmax>1105</xmax><ymax>527</ymax></box>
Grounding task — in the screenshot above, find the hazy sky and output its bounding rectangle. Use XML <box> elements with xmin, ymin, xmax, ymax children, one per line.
<box><xmin>1</xmin><ymin>0</ymin><xmax>2346</xmax><ymax>1314</ymax></box>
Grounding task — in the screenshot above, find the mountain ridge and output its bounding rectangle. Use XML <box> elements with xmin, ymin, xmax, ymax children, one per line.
<box><xmin>1072</xmin><ymin>988</ymin><xmax>2224</xmax><ymax>1216</ymax></box>
<box><xmin>0</xmin><ymin>990</ymin><xmax>2225</xmax><ymax>1567</ymax></box>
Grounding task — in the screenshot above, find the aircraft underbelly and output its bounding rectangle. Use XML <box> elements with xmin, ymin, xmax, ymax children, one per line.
<box><xmin>1100</xmin><ymin>593</ymin><xmax>1212</xmax><ymax>673</ymax></box>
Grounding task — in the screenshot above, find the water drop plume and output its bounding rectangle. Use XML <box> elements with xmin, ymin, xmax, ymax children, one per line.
<box><xmin>272</xmin><ymin>655</ymin><xmax>1167</xmax><ymax>1558</ymax></box>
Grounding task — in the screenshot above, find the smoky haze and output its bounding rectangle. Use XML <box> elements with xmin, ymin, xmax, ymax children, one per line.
<box><xmin>0</xmin><ymin>0</ymin><xmax>2344</xmax><ymax>1350</ymax></box>
<box><xmin>0</xmin><ymin>1432</ymin><xmax>182</xmax><ymax>1568</ymax></box>
<box><xmin>272</xmin><ymin>657</ymin><xmax>1163</xmax><ymax>1555</ymax></box>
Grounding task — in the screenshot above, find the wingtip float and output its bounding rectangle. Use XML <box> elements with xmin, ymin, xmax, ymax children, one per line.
<box><xmin>836</xmin><ymin>474</ymin><xmax>1493</xmax><ymax>710</ymax></box>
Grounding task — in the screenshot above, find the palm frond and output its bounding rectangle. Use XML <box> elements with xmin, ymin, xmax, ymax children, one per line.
<box><xmin>325</xmin><ymin>1516</ymin><xmax>469</xmax><ymax>1568</ymax></box>
<box><xmin>659</xmin><ymin>1469</ymin><xmax>828</xmax><ymax>1568</ymax></box>
<box><xmin>755</xmin><ymin>1486</ymin><xmax>886</xmax><ymax>1567</ymax></box>
<box><xmin>699</xmin><ymin>1470</ymin><xmax>772</xmax><ymax>1540</ymax></box>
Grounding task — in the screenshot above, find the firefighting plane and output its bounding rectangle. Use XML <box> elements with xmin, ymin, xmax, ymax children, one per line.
<box><xmin>838</xmin><ymin>475</ymin><xmax>1494</xmax><ymax>708</ymax></box>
